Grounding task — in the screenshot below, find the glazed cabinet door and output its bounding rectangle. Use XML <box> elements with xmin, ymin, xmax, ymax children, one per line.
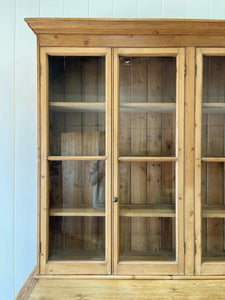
<box><xmin>113</xmin><ymin>48</ymin><xmax>185</xmax><ymax>275</ymax></box>
<box><xmin>39</xmin><ymin>47</ymin><xmax>112</xmax><ymax>274</ymax></box>
<box><xmin>195</xmin><ymin>48</ymin><xmax>225</xmax><ymax>275</ymax></box>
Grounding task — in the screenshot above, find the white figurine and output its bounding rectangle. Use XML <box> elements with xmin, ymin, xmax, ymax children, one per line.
<box><xmin>88</xmin><ymin>161</ymin><xmax>105</xmax><ymax>209</ymax></box>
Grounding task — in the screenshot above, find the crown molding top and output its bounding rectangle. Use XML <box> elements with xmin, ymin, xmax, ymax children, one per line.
<box><xmin>25</xmin><ymin>18</ymin><xmax>225</xmax><ymax>36</ymax></box>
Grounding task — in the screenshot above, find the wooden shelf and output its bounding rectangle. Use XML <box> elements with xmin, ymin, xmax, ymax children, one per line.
<box><xmin>202</xmin><ymin>256</ymin><xmax>225</xmax><ymax>263</ymax></box>
<box><xmin>49</xmin><ymin>102</ymin><xmax>105</xmax><ymax>112</ymax></box>
<box><xmin>120</xmin><ymin>103</ymin><xmax>176</xmax><ymax>113</ymax></box>
<box><xmin>120</xmin><ymin>205</ymin><xmax>175</xmax><ymax>217</ymax></box>
<box><xmin>49</xmin><ymin>102</ymin><xmax>176</xmax><ymax>113</ymax></box>
<box><xmin>202</xmin><ymin>157</ymin><xmax>225</xmax><ymax>162</ymax></box>
<box><xmin>48</xmin><ymin>156</ymin><xmax>106</xmax><ymax>161</ymax></box>
<box><xmin>202</xmin><ymin>207</ymin><xmax>225</xmax><ymax>218</ymax></box>
<box><xmin>49</xmin><ymin>208</ymin><xmax>105</xmax><ymax>217</ymax></box>
<box><xmin>119</xmin><ymin>157</ymin><xmax>177</xmax><ymax>162</ymax></box>
<box><xmin>49</xmin><ymin>251</ymin><xmax>105</xmax><ymax>261</ymax></box>
<box><xmin>120</xmin><ymin>251</ymin><xmax>175</xmax><ymax>262</ymax></box>
<box><xmin>203</xmin><ymin>103</ymin><xmax>225</xmax><ymax>113</ymax></box>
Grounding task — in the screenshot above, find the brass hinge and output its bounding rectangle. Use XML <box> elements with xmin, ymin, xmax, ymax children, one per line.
<box><xmin>184</xmin><ymin>242</ymin><xmax>186</xmax><ymax>254</ymax></box>
<box><xmin>184</xmin><ymin>65</ymin><xmax>186</xmax><ymax>77</ymax></box>
<box><xmin>39</xmin><ymin>241</ymin><xmax>42</xmax><ymax>254</ymax></box>
<box><xmin>195</xmin><ymin>65</ymin><xmax>197</xmax><ymax>77</ymax></box>
<box><xmin>194</xmin><ymin>242</ymin><xmax>197</xmax><ymax>255</ymax></box>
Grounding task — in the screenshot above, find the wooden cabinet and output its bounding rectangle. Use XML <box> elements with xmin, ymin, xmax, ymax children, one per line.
<box><xmin>25</xmin><ymin>18</ymin><xmax>225</xmax><ymax>277</ymax></box>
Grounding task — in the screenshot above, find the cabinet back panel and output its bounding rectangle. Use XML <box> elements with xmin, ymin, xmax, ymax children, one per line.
<box><xmin>49</xmin><ymin>216</ymin><xmax>105</xmax><ymax>261</ymax></box>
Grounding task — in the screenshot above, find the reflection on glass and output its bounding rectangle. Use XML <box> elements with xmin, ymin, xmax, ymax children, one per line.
<box><xmin>203</xmin><ymin>56</ymin><xmax>225</xmax><ymax>104</ymax></box>
<box><xmin>202</xmin><ymin>218</ymin><xmax>225</xmax><ymax>260</ymax></box>
<box><xmin>49</xmin><ymin>161</ymin><xmax>105</xmax><ymax>210</ymax></box>
<box><xmin>119</xmin><ymin>217</ymin><xmax>175</xmax><ymax>261</ymax></box>
<box><xmin>49</xmin><ymin>216</ymin><xmax>105</xmax><ymax>261</ymax></box>
<box><xmin>49</xmin><ymin>56</ymin><xmax>105</xmax><ymax>103</ymax></box>
<box><xmin>119</xmin><ymin>162</ymin><xmax>175</xmax><ymax>206</ymax></box>
<box><xmin>49</xmin><ymin>111</ymin><xmax>105</xmax><ymax>156</ymax></box>
<box><xmin>119</xmin><ymin>112</ymin><xmax>176</xmax><ymax>156</ymax></box>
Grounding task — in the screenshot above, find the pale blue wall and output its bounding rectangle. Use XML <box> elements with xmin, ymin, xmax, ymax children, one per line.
<box><xmin>0</xmin><ymin>0</ymin><xmax>224</xmax><ymax>298</ymax></box>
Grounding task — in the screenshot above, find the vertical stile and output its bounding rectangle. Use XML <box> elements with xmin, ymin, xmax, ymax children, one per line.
<box><xmin>195</xmin><ymin>48</ymin><xmax>203</xmax><ymax>275</ymax></box>
<box><xmin>106</xmin><ymin>48</ymin><xmax>112</xmax><ymax>273</ymax></box>
<box><xmin>40</xmin><ymin>48</ymin><xmax>49</xmax><ymax>273</ymax></box>
<box><xmin>184</xmin><ymin>47</ymin><xmax>195</xmax><ymax>275</ymax></box>
<box><xmin>37</xmin><ymin>36</ymin><xmax>41</xmax><ymax>274</ymax></box>
<box><xmin>202</xmin><ymin>57</ymin><xmax>208</xmax><ymax>257</ymax></box>
<box><xmin>177</xmin><ymin>48</ymin><xmax>185</xmax><ymax>273</ymax></box>
<box><xmin>113</xmin><ymin>49</ymin><xmax>119</xmax><ymax>273</ymax></box>
<box><xmin>119</xmin><ymin>56</ymin><xmax>131</xmax><ymax>258</ymax></box>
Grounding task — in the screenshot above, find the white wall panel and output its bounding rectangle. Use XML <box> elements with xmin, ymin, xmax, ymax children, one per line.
<box><xmin>64</xmin><ymin>0</ymin><xmax>89</xmax><ymax>17</ymax></box>
<box><xmin>163</xmin><ymin>0</ymin><xmax>186</xmax><ymax>18</ymax></box>
<box><xmin>139</xmin><ymin>0</ymin><xmax>162</xmax><ymax>18</ymax></box>
<box><xmin>113</xmin><ymin>0</ymin><xmax>138</xmax><ymax>17</ymax></box>
<box><xmin>1</xmin><ymin>0</ymin><xmax>223</xmax><ymax>298</ymax></box>
<box><xmin>187</xmin><ymin>0</ymin><xmax>210</xmax><ymax>19</ymax></box>
<box><xmin>0</xmin><ymin>0</ymin><xmax>15</xmax><ymax>299</ymax></box>
<box><xmin>40</xmin><ymin>0</ymin><xmax>64</xmax><ymax>17</ymax></box>
<box><xmin>211</xmin><ymin>0</ymin><xmax>225</xmax><ymax>19</ymax></box>
<box><xmin>14</xmin><ymin>0</ymin><xmax>39</xmax><ymax>295</ymax></box>
<box><xmin>89</xmin><ymin>0</ymin><xmax>113</xmax><ymax>17</ymax></box>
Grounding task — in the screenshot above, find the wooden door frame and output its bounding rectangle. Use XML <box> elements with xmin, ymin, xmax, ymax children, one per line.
<box><xmin>195</xmin><ymin>48</ymin><xmax>225</xmax><ymax>275</ymax></box>
<box><xmin>39</xmin><ymin>47</ymin><xmax>112</xmax><ymax>275</ymax></box>
<box><xmin>113</xmin><ymin>47</ymin><xmax>185</xmax><ymax>275</ymax></box>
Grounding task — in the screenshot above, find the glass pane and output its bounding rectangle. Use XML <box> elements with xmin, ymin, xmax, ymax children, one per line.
<box><xmin>202</xmin><ymin>218</ymin><xmax>225</xmax><ymax>261</ymax></box>
<box><xmin>119</xmin><ymin>162</ymin><xmax>175</xmax><ymax>206</ymax></box>
<box><xmin>49</xmin><ymin>56</ymin><xmax>105</xmax><ymax>103</ymax></box>
<box><xmin>49</xmin><ymin>111</ymin><xmax>105</xmax><ymax>156</ymax></box>
<box><xmin>203</xmin><ymin>56</ymin><xmax>225</xmax><ymax>104</ymax></box>
<box><xmin>120</xmin><ymin>217</ymin><xmax>175</xmax><ymax>261</ymax></box>
<box><xmin>119</xmin><ymin>56</ymin><xmax>176</xmax><ymax>157</ymax></box>
<box><xmin>202</xmin><ymin>113</ymin><xmax>225</xmax><ymax>157</ymax></box>
<box><xmin>49</xmin><ymin>216</ymin><xmax>105</xmax><ymax>261</ymax></box>
<box><xmin>119</xmin><ymin>57</ymin><xmax>176</xmax><ymax>104</ymax></box>
<box><xmin>48</xmin><ymin>56</ymin><xmax>106</xmax><ymax>156</ymax></box>
<box><xmin>49</xmin><ymin>160</ymin><xmax>105</xmax><ymax>210</ymax></box>
<box><xmin>202</xmin><ymin>162</ymin><xmax>225</xmax><ymax>208</ymax></box>
<box><xmin>119</xmin><ymin>112</ymin><xmax>175</xmax><ymax>156</ymax></box>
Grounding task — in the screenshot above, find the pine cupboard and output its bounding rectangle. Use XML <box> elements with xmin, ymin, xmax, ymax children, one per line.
<box><xmin>25</xmin><ymin>18</ymin><xmax>225</xmax><ymax>277</ymax></box>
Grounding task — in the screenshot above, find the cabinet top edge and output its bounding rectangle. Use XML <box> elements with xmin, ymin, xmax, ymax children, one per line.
<box><xmin>24</xmin><ymin>18</ymin><xmax>225</xmax><ymax>36</ymax></box>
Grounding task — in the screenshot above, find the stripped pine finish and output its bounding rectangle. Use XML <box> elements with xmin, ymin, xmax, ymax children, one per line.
<box><xmin>25</xmin><ymin>19</ymin><xmax>225</xmax><ymax>281</ymax></box>
<box><xmin>25</xmin><ymin>278</ymin><xmax>225</xmax><ymax>300</ymax></box>
<box><xmin>114</xmin><ymin>48</ymin><xmax>185</xmax><ymax>275</ymax></box>
<box><xmin>195</xmin><ymin>48</ymin><xmax>225</xmax><ymax>275</ymax></box>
